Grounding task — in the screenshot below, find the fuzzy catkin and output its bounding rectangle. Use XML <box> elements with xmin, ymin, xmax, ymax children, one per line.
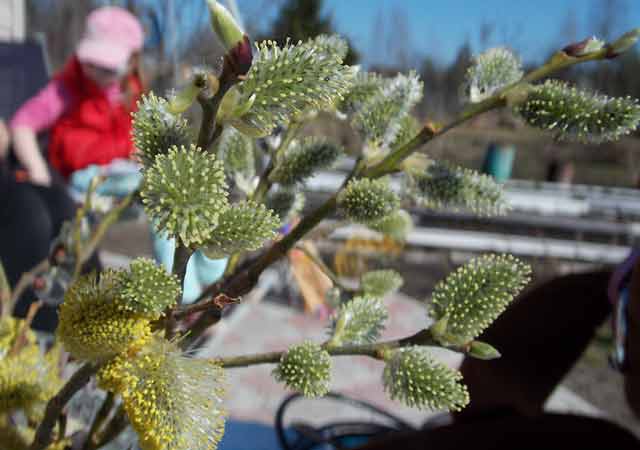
<box><xmin>516</xmin><ymin>80</ymin><xmax>640</xmax><ymax>143</ymax></box>
<box><xmin>141</xmin><ymin>144</ymin><xmax>229</xmax><ymax>247</ymax></box>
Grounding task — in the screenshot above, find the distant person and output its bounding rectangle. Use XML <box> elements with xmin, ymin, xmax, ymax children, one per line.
<box><xmin>0</xmin><ymin>119</ymin><xmax>101</xmax><ymax>332</ymax></box>
<box><xmin>9</xmin><ymin>5</ymin><xmax>145</xmax><ymax>183</ymax></box>
<box><xmin>545</xmin><ymin>158</ymin><xmax>575</xmax><ymax>184</ymax></box>
<box><xmin>2</xmin><ymin>6</ymin><xmax>144</xmax><ymax>331</ymax></box>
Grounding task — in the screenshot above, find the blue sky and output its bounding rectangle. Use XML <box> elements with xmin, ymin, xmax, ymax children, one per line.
<box><xmin>235</xmin><ymin>0</ymin><xmax>640</xmax><ymax>68</ymax></box>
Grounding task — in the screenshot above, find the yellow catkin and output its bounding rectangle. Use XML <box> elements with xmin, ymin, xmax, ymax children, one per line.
<box><xmin>57</xmin><ymin>272</ymin><xmax>153</xmax><ymax>362</ymax></box>
<box><xmin>98</xmin><ymin>337</ymin><xmax>227</xmax><ymax>450</ymax></box>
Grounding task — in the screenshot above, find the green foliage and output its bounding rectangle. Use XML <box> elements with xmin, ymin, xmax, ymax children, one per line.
<box><xmin>270</xmin><ymin>137</ymin><xmax>342</xmax><ymax>185</ymax></box>
<box><xmin>464</xmin><ymin>47</ymin><xmax>523</xmax><ymax>103</ymax></box>
<box><xmin>382</xmin><ymin>347</ymin><xmax>469</xmax><ymax>411</ymax></box>
<box><xmin>202</xmin><ymin>201</ymin><xmax>280</xmax><ymax>259</ymax></box>
<box><xmin>265</xmin><ymin>189</ymin><xmax>306</xmax><ymax>223</ymax></box>
<box><xmin>360</xmin><ymin>270</ymin><xmax>403</xmax><ymax>297</ymax></box>
<box><xmin>132</xmin><ymin>93</ymin><xmax>192</xmax><ymax>167</ymax></box>
<box><xmin>268</xmin><ymin>0</ymin><xmax>358</xmax><ymax>64</ymax></box>
<box><xmin>405</xmin><ymin>161</ymin><xmax>508</xmax><ymax>216</ymax></box>
<box><xmin>141</xmin><ymin>144</ymin><xmax>229</xmax><ymax>247</ymax></box>
<box><xmin>273</xmin><ymin>341</ymin><xmax>332</xmax><ymax>397</ymax></box>
<box><xmin>368</xmin><ymin>209</ymin><xmax>414</xmax><ymax>241</ymax></box>
<box><xmin>329</xmin><ymin>295</ymin><xmax>388</xmax><ymax>345</ymax></box>
<box><xmin>232</xmin><ymin>38</ymin><xmax>354</xmax><ymax>137</ymax></box>
<box><xmin>352</xmin><ymin>71</ymin><xmax>423</xmax><ymax>151</ymax></box>
<box><xmin>429</xmin><ymin>254</ymin><xmax>531</xmax><ymax>345</ymax></box>
<box><xmin>338</xmin><ymin>178</ymin><xmax>400</xmax><ymax>224</ymax></box>
<box><xmin>516</xmin><ymin>80</ymin><xmax>640</xmax><ymax>143</ymax></box>
<box><xmin>117</xmin><ymin>258</ymin><xmax>181</xmax><ymax>319</ymax></box>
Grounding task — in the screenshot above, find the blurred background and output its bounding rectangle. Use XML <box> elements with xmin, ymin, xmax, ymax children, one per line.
<box><xmin>3</xmin><ymin>0</ymin><xmax>639</xmax><ymax>185</ymax></box>
<box><xmin>3</xmin><ymin>0</ymin><xmax>640</xmax><ymax>444</ymax></box>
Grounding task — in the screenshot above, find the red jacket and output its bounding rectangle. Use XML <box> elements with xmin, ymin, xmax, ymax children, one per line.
<box><xmin>48</xmin><ymin>57</ymin><xmax>142</xmax><ymax>178</ymax></box>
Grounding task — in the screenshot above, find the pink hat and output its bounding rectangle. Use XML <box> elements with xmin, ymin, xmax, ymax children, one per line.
<box><xmin>76</xmin><ymin>6</ymin><xmax>144</xmax><ymax>71</ymax></box>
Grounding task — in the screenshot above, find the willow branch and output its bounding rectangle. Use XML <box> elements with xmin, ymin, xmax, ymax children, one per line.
<box><xmin>9</xmin><ymin>258</ymin><xmax>49</xmax><ymax>313</ymax></box>
<box><xmin>93</xmin><ymin>404</ymin><xmax>128</xmax><ymax>450</ymax></box>
<box><xmin>183</xmin><ymin>46</ymin><xmax>621</xmax><ymax>345</ymax></box>
<box><xmin>30</xmin><ymin>363</ymin><xmax>98</xmax><ymax>450</ymax></box>
<box><xmin>82</xmin><ymin>391</ymin><xmax>115</xmax><ymax>450</ymax></box>
<box><xmin>0</xmin><ymin>261</ymin><xmax>9</xmax><ymax>318</ymax></box>
<box><xmin>217</xmin><ymin>328</ymin><xmax>464</xmax><ymax>368</ymax></box>
<box><xmin>76</xmin><ymin>190</ymin><xmax>137</xmax><ymax>273</ymax></box>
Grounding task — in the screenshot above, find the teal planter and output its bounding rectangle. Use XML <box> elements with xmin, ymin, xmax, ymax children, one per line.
<box><xmin>482</xmin><ymin>143</ymin><xmax>515</xmax><ymax>183</ymax></box>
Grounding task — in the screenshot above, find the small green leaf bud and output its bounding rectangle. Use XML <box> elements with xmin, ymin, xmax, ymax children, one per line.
<box><xmin>562</xmin><ymin>36</ymin><xmax>605</xmax><ymax>57</ymax></box>
<box><xmin>207</xmin><ymin>0</ymin><xmax>244</xmax><ymax>51</ymax></box>
<box><xmin>468</xmin><ymin>341</ymin><xmax>501</xmax><ymax>360</ymax></box>
<box><xmin>607</xmin><ymin>28</ymin><xmax>640</xmax><ymax>58</ymax></box>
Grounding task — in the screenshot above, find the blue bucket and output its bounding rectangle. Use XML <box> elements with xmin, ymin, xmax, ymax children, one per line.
<box><xmin>481</xmin><ymin>143</ymin><xmax>515</xmax><ymax>183</ymax></box>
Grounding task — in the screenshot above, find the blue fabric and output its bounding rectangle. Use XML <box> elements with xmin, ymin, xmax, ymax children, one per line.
<box><xmin>219</xmin><ymin>421</ymin><xmax>297</xmax><ymax>450</ymax></box>
<box><xmin>70</xmin><ymin>165</ymin><xmax>142</xmax><ymax>197</ymax></box>
<box><xmin>151</xmin><ymin>227</ymin><xmax>227</xmax><ymax>304</ymax></box>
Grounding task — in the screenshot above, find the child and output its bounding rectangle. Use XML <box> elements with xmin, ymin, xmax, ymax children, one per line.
<box><xmin>10</xmin><ymin>6</ymin><xmax>144</xmax><ymax>183</ymax></box>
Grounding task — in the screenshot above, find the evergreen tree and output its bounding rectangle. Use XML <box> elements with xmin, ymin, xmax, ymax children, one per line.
<box><xmin>268</xmin><ymin>0</ymin><xmax>359</xmax><ymax>65</ymax></box>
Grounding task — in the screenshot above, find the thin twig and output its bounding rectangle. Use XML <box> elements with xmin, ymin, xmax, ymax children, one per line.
<box><xmin>216</xmin><ymin>328</ymin><xmax>465</xmax><ymax>368</ymax></box>
<box><xmin>76</xmin><ymin>190</ymin><xmax>137</xmax><ymax>276</ymax></box>
<box><xmin>93</xmin><ymin>405</ymin><xmax>128</xmax><ymax>450</ymax></box>
<box><xmin>0</xmin><ymin>260</ymin><xmax>11</xmax><ymax>318</ymax></box>
<box><xmin>30</xmin><ymin>363</ymin><xmax>98</xmax><ymax>450</ymax></box>
<box><xmin>9</xmin><ymin>259</ymin><xmax>49</xmax><ymax>313</ymax></box>
<box><xmin>82</xmin><ymin>391</ymin><xmax>115</xmax><ymax>450</ymax></box>
<box><xmin>9</xmin><ymin>301</ymin><xmax>42</xmax><ymax>356</ymax></box>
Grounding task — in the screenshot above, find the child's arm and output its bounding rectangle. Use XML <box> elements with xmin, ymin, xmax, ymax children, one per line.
<box><xmin>0</xmin><ymin>120</ymin><xmax>8</xmax><ymax>160</ymax></box>
<box><xmin>11</xmin><ymin>127</ymin><xmax>50</xmax><ymax>185</ymax></box>
<box><xmin>10</xmin><ymin>80</ymin><xmax>71</xmax><ymax>186</ymax></box>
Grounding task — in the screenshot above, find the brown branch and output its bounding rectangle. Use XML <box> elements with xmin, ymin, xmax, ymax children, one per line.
<box><xmin>93</xmin><ymin>404</ymin><xmax>128</xmax><ymax>449</ymax></box>
<box><xmin>82</xmin><ymin>391</ymin><xmax>115</xmax><ymax>450</ymax></box>
<box><xmin>30</xmin><ymin>363</ymin><xmax>98</xmax><ymax>450</ymax></box>
<box><xmin>216</xmin><ymin>328</ymin><xmax>467</xmax><ymax>369</ymax></box>
<box><xmin>9</xmin><ymin>259</ymin><xmax>49</xmax><ymax>313</ymax></box>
